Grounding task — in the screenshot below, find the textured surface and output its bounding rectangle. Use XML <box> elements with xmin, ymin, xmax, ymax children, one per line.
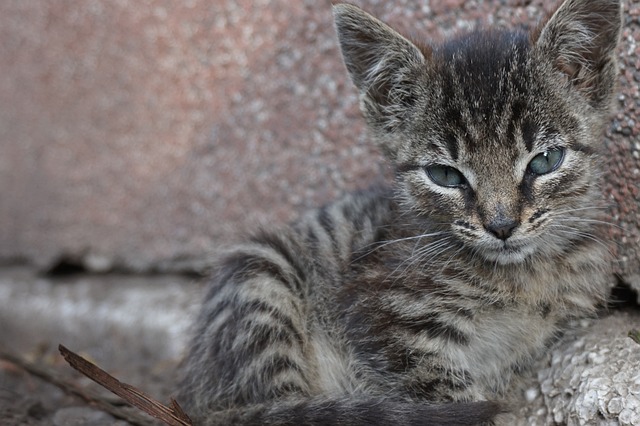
<box><xmin>537</xmin><ymin>311</ymin><xmax>640</xmax><ymax>426</ymax></box>
<box><xmin>605</xmin><ymin>1</ymin><xmax>640</xmax><ymax>292</ymax></box>
<box><xmin>1</xmin><ymin>0</ymin><xmax>639</xmax><ymax>283</ymax></box>
<box><xmin>0</xmin><ymin>0</ymin><xmax>382</xmax><ymax>273</ymax></box>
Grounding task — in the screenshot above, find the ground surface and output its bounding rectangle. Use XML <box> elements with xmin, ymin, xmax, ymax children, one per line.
<box><xmin>0</xmin><ymin>267</ymin><xmax>200</xmax><ymax>425</ymax></box>
<box><xmin>1</xmin><ymin>267</ymin><xmax>639</xmax><ymax>425</ymax></box>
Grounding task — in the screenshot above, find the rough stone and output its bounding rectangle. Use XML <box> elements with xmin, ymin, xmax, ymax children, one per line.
<box><xmin>535</xmin><ymin>311</ymin><xmax>640</xmax><ymax>426</ymax></box>
<box><xmin>0</xmin><ymin>0</ymin><xmax>638</xmax><ymax>289</ymax></box>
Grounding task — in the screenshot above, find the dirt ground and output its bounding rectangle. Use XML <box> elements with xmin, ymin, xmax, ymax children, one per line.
<box><xmin>1</xmin><ymin>266</ymin><xmax>639</xmax><ymax>425</ymax></box>
<box><xmin>0</xmin><ymin>266</ymin><xmax>201</xmax><ymax>425</ymax></box>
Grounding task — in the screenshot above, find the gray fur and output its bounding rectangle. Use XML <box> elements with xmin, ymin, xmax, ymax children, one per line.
<box><xmin>178</xmin><ymin>1</ymin><xmax>622</xmax><ymax>424</ymax></box>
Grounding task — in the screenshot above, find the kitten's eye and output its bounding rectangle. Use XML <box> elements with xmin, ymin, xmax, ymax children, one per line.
<box><xmin>527</xmin><ymin>148</ymin><xmax>565</xmax><ymax>175</ymax></box>
<box><xmin>425</xmin><ymin>165</ymin><xmax>466</xmax><ymax>188</ymax></box>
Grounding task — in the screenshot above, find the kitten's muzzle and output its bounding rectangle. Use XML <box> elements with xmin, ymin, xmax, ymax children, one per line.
<box><xmin>478</xmin><ymin>201</ymin><xmax>521</xmax><ymax>241</ymax></box>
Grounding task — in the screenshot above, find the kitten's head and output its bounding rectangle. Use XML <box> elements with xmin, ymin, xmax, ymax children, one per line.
<box><xmin>334</xmin><ymin>0</ymin><xmax>622</xmax><ymax>265</ymax></box>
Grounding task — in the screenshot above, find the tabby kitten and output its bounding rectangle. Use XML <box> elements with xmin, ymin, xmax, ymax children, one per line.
<box><xmin>178</xmin><ymin>0</ymin><xmax>622</xmax><ymax>424</ymax></box>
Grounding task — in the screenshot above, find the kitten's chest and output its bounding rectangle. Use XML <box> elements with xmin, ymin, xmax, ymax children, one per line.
<box><xmin>411</xmin><ymin>269</ymin><xmax>577</xmax><ymax>395</ymax></box>
<box><xmin>349</xmin><ymin>273</ymin><xmax>571</xmax><ymax>396</ymax></box>
<box><xmin>342</xmin><ymin>241</ymin><xmax>609</xmax><ymax>398</ymax></box>
<box><xmin>457</xmin><ymin>304</ymin><xmax>559</xmax><ymax>393</ymax></box>
<box><xmin>378</xmin><ymin>299</ymin><xmax>563</xmax><ymax>399</ymax></box>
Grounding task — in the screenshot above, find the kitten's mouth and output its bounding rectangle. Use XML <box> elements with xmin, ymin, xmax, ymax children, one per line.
<box><xmin>482</xmin><ymin>240</ymin><xmax>534</xmax><ymax>265</ymax></box>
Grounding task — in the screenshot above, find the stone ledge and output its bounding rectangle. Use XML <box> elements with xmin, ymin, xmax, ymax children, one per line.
<box><xmin>1</xmin><ymin>267</ymin><xmax>639</xmax><ymax>424</ymax></box>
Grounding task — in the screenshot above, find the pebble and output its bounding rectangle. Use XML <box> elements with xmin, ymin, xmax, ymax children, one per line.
<box><xmin>525</xmin><ymin>387</ymin><xmax>539</xmax><ymax>402</ymax></box>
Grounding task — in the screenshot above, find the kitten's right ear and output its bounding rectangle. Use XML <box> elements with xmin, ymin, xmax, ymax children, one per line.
<box><xmin>333</xmin><ymin>4</ymin><xmax>428</xmax><ymax>150</ymax></box>
<box><xmin>533</xmin><ymin>0</ymin><xmax>622</xmax><ymax>107</ymax></box>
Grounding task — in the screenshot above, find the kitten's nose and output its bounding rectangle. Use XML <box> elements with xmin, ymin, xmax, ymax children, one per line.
<box><xmin>485</xmin><ymin>219</ymin><xmax>519</xmax><ymax>241</ymax></box>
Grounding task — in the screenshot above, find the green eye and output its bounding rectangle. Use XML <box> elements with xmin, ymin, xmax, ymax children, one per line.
<box><xmin>527</xmin><ymin>148</ymin><xmax>565</xmax><ymax>175</ymax></box>
<box><xmin>425</xmin><ymin>165</ymin><xmax>466</xmax><ymax>188</ymax></box>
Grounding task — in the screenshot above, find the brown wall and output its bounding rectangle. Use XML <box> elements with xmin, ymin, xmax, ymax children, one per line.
<box><xmin>1</xmin><ymin>0</ymin><xmax>639</xmax><ymax>284</ymax></box>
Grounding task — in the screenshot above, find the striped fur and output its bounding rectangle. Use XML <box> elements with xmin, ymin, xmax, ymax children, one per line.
<box><xmin>178</xmin><ymin>1</ymin><xmax>622</xmax><ymax>424</ymax></box>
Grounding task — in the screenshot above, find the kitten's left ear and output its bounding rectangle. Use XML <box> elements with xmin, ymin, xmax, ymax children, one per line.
<box><xmin>533</xmin><ymin>0</ymin><xmax>623</xmax><ymax>106</ymax></box>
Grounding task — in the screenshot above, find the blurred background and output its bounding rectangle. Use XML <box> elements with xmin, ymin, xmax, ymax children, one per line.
<box><xmin>1</xmin><ymin>0</ymin><xmax>638</xmax><ymax>278</ymax></box>
<box><xmin>0</xmin><ymin>0</ymin><xmax>639</xmax><ymax>424</ymax></box>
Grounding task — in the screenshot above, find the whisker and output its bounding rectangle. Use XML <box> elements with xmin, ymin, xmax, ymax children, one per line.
<box><xmin>555</xmin><ymin>217</ymin><xmax>624</xmax><ymax>230</ymax></box>
<box><xmin>551</xmin><ymin>225</ymin><xmax>615</xmax><ymax>254</ymax></box>
<box><xmin>553</xmin><ymin>206</ymin><xmax>608</xmax><ymax>215</ymax></box>
<box><xmin>352</xmin><ymin>231</ymin><xmax>448</xmax><ymax>263</ymax></box>
<box><xmin>387</xmin><ymin>236</ymin><xmax>455</xmax><ymax>281</ymax></box>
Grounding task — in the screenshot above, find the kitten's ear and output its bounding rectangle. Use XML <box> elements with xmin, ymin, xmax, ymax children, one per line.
<box><xmin>333</xmin><ymin>4</ymin><xmax>428</xmax><ymax>156</ymax></box>
<box><xmin>533</xmin><ymin>0</ymin><xmax>622</xmax><ymax>106</ymax></box>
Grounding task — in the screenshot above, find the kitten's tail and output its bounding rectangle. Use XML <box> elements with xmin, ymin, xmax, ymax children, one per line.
<box><xmin>191</xmin><ymin>397</ymin><xmax>503</xmax><ymax>426</ymax></box>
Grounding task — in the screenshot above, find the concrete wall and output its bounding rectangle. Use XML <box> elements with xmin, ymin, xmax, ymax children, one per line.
<box><xmin>1</xmin><ymin>0</ymin><xmax>639</xmax><ymax>283</ymax></box>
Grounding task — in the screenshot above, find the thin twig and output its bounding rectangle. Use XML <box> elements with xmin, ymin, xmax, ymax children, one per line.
<box><xmin>59</xmin><ymin>344</ymin><xmax>192</xmax><ymax>426</ymax></box>
<box><xmin>0</xmin><ymin>349</ymin><xmax>155</xmax><ymax>426</ymax></box>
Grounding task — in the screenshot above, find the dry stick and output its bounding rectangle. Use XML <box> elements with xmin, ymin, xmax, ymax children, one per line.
<box><xmin>58</xmin><ymin>344</ymin><xmax>192</xmax><ymax>426</ymax></box>
<box><xmin>0</xmin><ymin>349</ymin><xmax>155</xmax><ymax>426</ymax></box>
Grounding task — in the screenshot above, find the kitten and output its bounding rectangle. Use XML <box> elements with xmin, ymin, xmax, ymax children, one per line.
<box><xmin>178</xmin><ymin>0</ymin><xmax>622</xmax><ymax>424</ymax></box>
